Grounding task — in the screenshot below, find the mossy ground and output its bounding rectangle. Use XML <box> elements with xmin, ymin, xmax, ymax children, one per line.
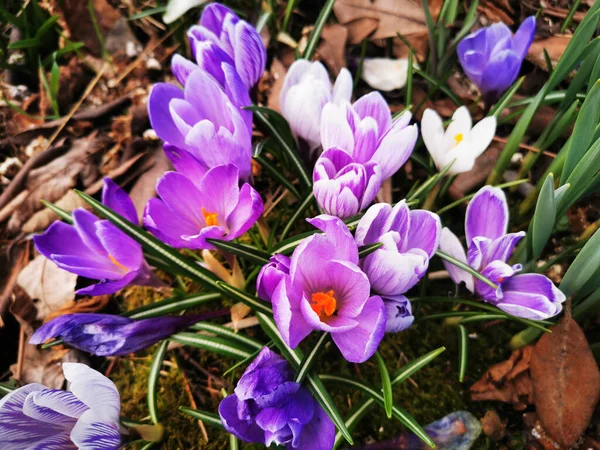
<box><xmin>111</xmin><ymin>281</ymin><xmax>525</xmax><ymax>450</ymax></box>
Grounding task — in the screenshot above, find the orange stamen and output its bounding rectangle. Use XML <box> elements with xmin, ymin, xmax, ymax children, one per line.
<box><xmin>454</xmin><ymin>133</ymin><xmax>464</xmax><ymax>146</ymax></box>
<box><xmin>201</xmin><ymin>207</ymin><xmax>219</xmax><ymax>227</ymax></box>
<box><xmin>109</xmin><ymin>254</ymin><xmax>129</xmax><ymax>271</ymax></box>
<box><xmin>311</xmin><ymin>290</ymin><xmax>337</xmax><ymax>318</ymax></box>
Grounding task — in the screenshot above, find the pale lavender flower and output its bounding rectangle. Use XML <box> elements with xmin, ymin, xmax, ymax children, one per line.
<box><xmin>280</xmin><ymin>60</ymin><xmax>353</xmax><ymax>149</ymax></box>
<box><xmin>355</xmin><ymin>202</ymin><xmax>441</xmax><ymax>296</ymax></box>
<box><xmin>271</xmin><ymin>215</ymin><xmax>386</xmax><ymax>363</ymax></box>
<box><xmin>219</xmin><ymin>347</ymin><xmax>335</xmax><ymax>450</ymax></box>
<box><xmin>439</xmin><ymin>186</ymin><xmax>565</xmax><ymax>319</ymax></box>
<box><xmin>144</xmin><ymin>164</ymin><xmax>263</xmax><ymax>250</ymax></box>
<box><xmin>34</xmin><ymin>179</ymin><xmax>160</xmax><ymax>296</ymax></box>
<box><xmin>382</xmin><ymin>295</ymin><xmax>414</xmax><ymax>333</ymax></box>
<box><xmin>0</xmin><ymin>363</ymin><xmax>121</xmax><ymax>449</ymax></box>
<box><xmin>457</xmin><ymin>16</ymin><xmax>536</xmax><ymax>103</ymax></box>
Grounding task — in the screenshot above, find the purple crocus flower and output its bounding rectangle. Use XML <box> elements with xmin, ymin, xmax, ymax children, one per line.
<box><xmin>187</xmin><ymin>3</ymin><xmax>266</xmax><ymax>90</ymax></box>
<box><xmin>257</xmin><ymin>254</ymin><xmax>290</xmax><ymax>302</ymax></box>
<box><xmin>320</xmin><ymin>92</ymin><xmax>418</xmax><ymax>180</ymax></box>
<box><xmin>144</xmin><ymin>164</ymin><xmax>263</xmax><ymax>250</ymax></box>
<box><xmin>355</xmin><ymin>201</ymin><xmax>441</xmax><ymax>297</ymax></box>
<box><xmin>148</xmin><ymin>68</ymin><xmax>253</xmax><ymax>180</ymax></box>
<box><xmin>29</xmin><ymin>313</ymin><xmax>201</xmax><ymax>356</ymax></box>
<box><xmin>219</xmin><ymin>347</ymin><xmax>335</xmax><ymax>450</ymax></box>
<box><xmin>34</xmin><ymin>179</ymin><xmax>160</xmax><ymax>296</ymax></box>
<box><xmin>0</xmin><ymin>363</ymin><xmax>121</xmax><ymax>449</ymax></box>
<box><xmin>313</xmin><ymin>148</ymin><xmax>382</xmax><ymax>219</ymax></box>
<box><xmin>457</xmin><ymin>16</ymin><xmax>536</xmax><ymax>103</ymax></box>
<box><xmin>439</xmin><ymin>186</ymin><xmax>566</xmax><ymax>319</ymax></box>
<box><xmin>383</xmin><ymin>295</ymin><xmax>414</xmax><ymax>333</ymax></box>
<box><xmin>271</xmin><ymin>215</ymin><xmax>386</xmax><ymax>363</ymax></box>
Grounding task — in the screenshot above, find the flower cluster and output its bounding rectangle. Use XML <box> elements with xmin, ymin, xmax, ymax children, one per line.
<box><xmin>440</xmin><ymin>186</ymin><xmax>565</xmax><ymax>319</ymax></box>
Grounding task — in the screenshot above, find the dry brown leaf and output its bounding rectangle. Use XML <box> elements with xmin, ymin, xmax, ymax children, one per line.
<box><xmin>478</xmin><ymin>1</ymin><xmax>514</xmax><ymax>25</ymax></box>
<box><xmin>481</xmin><ymin>410</ymin><xmax>507</xmax><ymax>441</ymax></box>
<box><xmin>528</xmin><ymin>36</ymin><xmax>571</xmax><ymax>71</ymax></box>
<box><xmin>46</xmin><ymin>295</ymin><xmax>111</xmax><ymax>322</ymax></box>
<box><xmin>266</xmin><ymin>58</ymin><xmax>287</xmax><ymax>113</ymax></box>
<box><xmin>11</xmin><ymin>344</ymin><xmax>86</xmax><ymax>387</ymax></box>
<box><xmin>471</xmin><ymin>345</ymin><xmax>534</xmax><ymax>410</ymax></box>
<box><xmin>449</xmin><ymin>143</ymin><xmax>502</xmax><ymax>200</ymax></box>
<box><xmin>316</xmin><ymin>24</ymin><xmax>349</xmax><ymax>75</ymax></box>
<box><xmin>17</xmin><ymin>255</ymin><xmax>77</xmax><ymax>321</ymax></box>
<box><xmin>0</xmin><ymin>241</ymin><xmax>30</xmax><ymax>322</ymax></box>
<box><xmin>530</xmin><ymin>317</ymin><xmax>600</xmax><ymax>447</ymax></box>
<box><xmin>128</xmin><ymin>149</ymin><xmax>171</xmax><ymax>220</ymax></box>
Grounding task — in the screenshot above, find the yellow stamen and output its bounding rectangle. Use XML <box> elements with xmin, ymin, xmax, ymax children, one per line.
<box><xmin>201</xmin><ymin>207</ymin><xmax>219</xmax><ymax>227</ymax></box>
<box><xmin>311</xmin><ymin>290</ymin><xmax>337</xmax><ymax>318</ymax></box>
<box><xmin>109</xmin><ymin>254</ymin><xmax>129</xmax><ymax>271</ymax></box>
<box><xmin>454</xmin><ymin>133</ymin><xmax>464</xmax><ymax>146</ymax></box>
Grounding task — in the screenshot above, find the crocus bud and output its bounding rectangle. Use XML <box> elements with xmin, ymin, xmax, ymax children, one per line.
<box><xmin>457</xmin><ymin>16</ymin><xmax>536</xmax><ymax>103</ymax></box>
<box><xmin>313</xmin><ymin>148</ymin><xmax>382</xmax><ymax>219</ymax></box>
<box><xmin>421</xmin><ymin>106</ymin><xmax>496</xmax><ymax>175</ymax></box>
<box><xmin>256</xmin><ymin>254</ymin><xmax>290</xmax><ymax>302</ymax></box>
<box><xmin>382</xmin><ymin>295</ymin><xmax>414</xmax><ymax>333</ymax></box>
<box><xmin>280</xmin><ymin>60</ymin><xmax>352</xmax><ymax>149</ymax></box>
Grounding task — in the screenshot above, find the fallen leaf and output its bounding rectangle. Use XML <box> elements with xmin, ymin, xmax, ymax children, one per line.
<box><xmin>449</xmin><ymin>143</ymin><xmax>502</xmax><ymax>200</ymax></box>
<box><xmin>478</xmin><ymin>1</ymin><xmax>514</xmax><ymax>25</ymax></box>
<box><xmin>0</xmin><ymin>242</ymin><xmax>30</xmax><ymax>322</ymax></box>
<box><xmin>17</xmin><ymin>255</ymin><xmax>77</xmax><ymax>321</ymax></box>
<box><xmin>481</xmin><ymin>410</ymin><xmax>507</xmax><ymax>441</ymax></box>
<box><xmin>528</xmin><ymin>36</ymin><xmax>571</xmax><ymax>71</ymax></box>
<box><xmin>46</xmin><ymin>295</ymin><xmax>111</xmax><ymax>322</ymax></box>
<box><xmin>316</xmin><ymin>24</ymin><xmax>348</xmax><ymax>75</ymax></box>
<box><xmin>128</xmin><ymin>148</ymin><xmax>171</xmax><ymax>220</ymax></box>
<box><xmin>530</xmin><ymin>317</ymin><xmax>600</xmax><ymax>447</ymax></box>
<box><xmin>471</xmin><ymin>345</ymin><xmax>534</xmax><ymax>410</ymax></box>
<box><xmin>266</xmin><ymin>58</ymin><xmax>287</xmax><ymax>113</ymax></box>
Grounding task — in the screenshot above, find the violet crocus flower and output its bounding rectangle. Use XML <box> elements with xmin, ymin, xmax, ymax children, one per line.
<box><xmin>355</xmin><ymin>201</ymin><xmax>441</xmax><ymax>297</ymax></box>
<box><xmin>439</xmin><ymin>186</ymin><xmax>566</xmax><ymax>319</ymax></box>
<box><xmin>187</xmin><ymin>3</ymin><xmax>266</xmax><ymax>90</ymax></box>
<box><xmin>34</xmin><ymin>179</ymin><xmax>160</xmax><ymax>296</ymax></box>
<box><xmin>144</xmin><ymin>164</ymin><xmax>263</xmax><ymax>250</ymax></box>
<box><xmin>30</xmin><ymin>313</ymin><xmax>202</xmax><ymax>356</ymax></box>
<box><xmin>280</xmin><ymin>60</ymin><xmax>353</xmax><ymax>149</ymax></box>
<box><xmin>320</xmin><ymin>92</ymin><xmax>418</xmax><ymax>180</ymax></box>
<box><xmin>271</xmin><ymin>215</ymin><xmax>386</xmax><ymax>363</ymax></box>
<box><xmin>148</xmin><ymin>68</ymin><xmax>253</xmax><ymax>180</ymax></box>
<box><xmin>219</xmin><ymin>347</ymin><xmax>335</xmax><ymax>450</ymax></box>
<box><xmin>257</xmin><ymin>254</ymin><xmax>290</xmax><ymax>302</ymax></box>
<box><xmin>383</xmin><ymin>295</ymin><xmax>414</xmax><ymax>333</ymax></box>
<box><xmin>0</xmin><ymin>363</ymin><xmax>121</xmax><ymax>449</ymax></box>
<box><xmin>313</xmin><ymin>148</ymin><xmax>382</xmax><ymax>219</ymax></box>
<box><xmin>457</xmin><ymin>16</ymin><xmax>536</xmax><ymax>103</ymax></box>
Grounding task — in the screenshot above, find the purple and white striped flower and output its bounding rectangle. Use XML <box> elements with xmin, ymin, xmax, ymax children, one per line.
<box><xmin>0</xmin><ymin>363</ymin><xmax>121</xmax><ymax>449</ymax></box>
<box><xmin>219</xmin><ymin>347</ymin><xmax>335</xmax><ymax>450</ymax></box>
<box><xmin>382</xmin><ymin>295</ymin><xmax>415</xmax><ymax>333</ymax></box>
<box><xmin>439</xmin><ymin>186</ymin><xmax>565</xmax><ymax>319</ymax></box>
<box><xmin>271</xmin><ymin>215</ymin><xmax>386</xmax><ymax>363</ymax></box>
<box><xmin>355</xmin><ymin>201</ymin><xmax>441</xmax><ymax>297</ymax></box>
<box><xmin>280</xmin><ymin>60</ymin><xmax>353</xmax><ymax>150</ymax></box>
<box><xmin>144</xmin><ymin>164</ymin><xmax>263</xmax><ymax>250</ymax></box>
<box><xmin>33</xmin><ymin>179</ymin><xmax>160</xmax><ymax>296</ymax></box>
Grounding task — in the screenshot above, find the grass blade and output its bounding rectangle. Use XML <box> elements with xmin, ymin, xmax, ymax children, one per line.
<box><xmin>191</xmin><ymin>322</ymin><xmax>264</xmax><ymax>351</ymax></box>
<box><xmin>280</xmin><ymin>192</ymin><xmax>317</xmax><ymax>241</ymax></box>
<box><xmin>375</xmin><ymin>352</ymin><xmax>393</xmax><ymax>419</ymax></box>
<box><xmin>215</xmin><ymin>282</ymin><xmax>273</xmax><ymax>315</ymax></box>
<box><xmin>457</xmin><ymin>325</ymin><xmax>468</xmax><ymax>382</ymax></box>
<box><xmin>302</xmin><ymin>0</ymin><xmax>336</xmax><ymax>60</ymax></box>
<box><xmin>436</xmin><ymin>250</ymin><xmax>498</xmax><ymax>289</ymax></box>
<box><xmin>124</xmin><ymin>292</ymin><xmax>221</xmax><ymax>319</ymax></box>
<box><xmin>205</xmin><ymin>239</ymin><xmax>270</xmax><ymax>265</ymax></box>
<box><xmin>295</xmin><ymin>332</ymin><xmax>328</xmax><ymax>383</ymax></box>
<box><xmin>358</xmin><ymin>242</ymin><xmax>383</xmax><ymax>258</ymax></box>
<box><xmin>531</xmin><ymin>173</ymin><xmax>556</xmax><ymax>259</ymax></box>
<box><xmin>169</xmin><ymin>333</ymin><xmax>252</xmax><ymax>360</ymax></box>
<box><xmin>179</xmin><ymin>406</ymin><xmax>223</xmax><ymax>428</ymax></box>
<box><xmin>148</xmin><ymin>340</ymin><xmax>169</xmax><ymax>424</ymax></box>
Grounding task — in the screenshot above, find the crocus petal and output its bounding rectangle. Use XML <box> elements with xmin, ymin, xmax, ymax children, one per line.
<box><xmin>465</xmin><ymin>186</ymin><xmax>508</xmax><ymax>244</ymax></box>
<box><xmin>219</xmin><ymin>394</ymin><xmax>264</xmax><ymax>443</ymax></box>
<box><xmin>403</xmin><ymin>210</ymin><xmax>441</xmax><ymax>258</ymax></box>
<box><xmin>421</xmin><ymin>108</ymin><xmax>445</xmax><ymax>162</ymax></box>
<box><xmin>23</xmin><ymin>391</ymin><xmax>77</xmax><ymax>425</ymax></box>
<box><xmin>479</xmin><ymin>49</ymin><xmax>522</xmax><ymax>100</ymax></box>
<box><xmin>28</xmin><ymin>389</ymin><xmax>88</xmax><ymax>420</ymax></box>
<box><xmin>353</xmin><ymin>91</ymin><xmax>392</xmax><ymax>133</ymax></box>
<box><xmin>467</xmin><ymin>116</ymin><xmax>496</xmax><ymax>160</ymax></box>
<box><xmin>144</xmin><ymin>198</ymin><xmax>202</xmax><ymax>248</ymax></box>
<box><xmin>225</xmin><ymin>183</ymin><xmax>264</xmax><ymax>238</ymax></box>
<box><xmin>362</xmin><ymin>248</ymin><xmax>427</xmax><ymax>296</ymax></box>
<box><xmin>24</xmin><ymin>432</ymin><xmax>76</xmax><ymax>450</ymax></box>
<box><xmin>306</xmin><ymin>214</ymin><xmax>359</xmax><ymax>264</ymax></box>
<box><xmin>354</xmin><ymin>203</ymin><xmax>392</xmax><ymax>246</ymax></box>
<box><xmin>171</xmin><ymin>54</ymin><xmax>199</xmax><ymax>86</ymax></box>
<box><xmin>272</xmin><ymin>278</ymin><xmax>313</xmax><ymax>348</ymax></box>
<box><xmin>331</xmin><ymin>296</ymin><xmax>386</xmax><ymax>363</ymax></box>
<box><xmin>320</xmin><ymin>102</ymin><xmax>355</xmax><ymax>153</ymax></box>
<box><xmin>101</xmin><ymin>178</ymin><xmax>139</xmax><ymax>225</ymax></box>
<box><xmin>439</xmin><ymin>227</ymin><xmax>474</xmax><ymax>292</ymax></box>
<box><xmin>498</xmin><ymin>273</ymin><xmax>565</xmax><ymax>319</ymax></box>
<box><xmin>233</xmin><ymin>20</ymin><xmax>266</xmax><ymax>88</ymax></box>
<box><xmin>294</xmin><ymin>399</ymin><xmax>336</xmax><ymax>450</ymax></box>
<box><xmin>332</xmin><ymin>68</ymin><xmax>353</xmax><ymax>104</ymax></box>
<box><xmin>71</xmin><ymin>209</ymin><xmax>106</xmax><ymax>257</ymax></box>
<box><xmin>443</xmin><ymin>106</ymin><xmax>472</xmax><ymax>148</ymax></box>
<box><xmin>512</xmin><ymin>16</ymin><xmax>536</xmax><ymax>60</ymax></box>
<box><xmin>70</xmin><ymin>411</ymin><xmax>121</xmax><ymax>450</ymax></box>
<box><xmin>62</xmin><ymin>363</ymin><xmax>120</xmax><ymax>426</ymax></box>
<box><xmin>163</xmin><ymin>145</ymin><xmax>208</xmax><ymax>185</ymax></box>
<box><xmin>382</xmin><ymin>295</ymin><xmax>414</xmax><ymax>333</ymax></box>
<box><xmin>371</xmin><ymin>123</ymin><xmax>418</xmax><ymax>179</ymax></box>
<box><xmin>485</xmin><ymin>231</ymin><xmax>526</xmax><ymax>264</ymax></box>
<box><xmin>95</xmin><ymin>221</ymin><xmax>142</xmax><ymax>272</ymax></box>
<box><xmin>147</xmin><ymin>83</ymin><xmax>186</xmax><ymax>148</ymax></box>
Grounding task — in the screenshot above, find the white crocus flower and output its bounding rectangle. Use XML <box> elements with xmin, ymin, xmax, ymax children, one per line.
<box><xmin>421</xmin><ymin>106</ymin><xmax>496</xmax><ymax>175</ymax></box>
<box><xmin>280</xmin><ymin>60</ymin><xmax>352</xmax><ymax>150</ymax></box>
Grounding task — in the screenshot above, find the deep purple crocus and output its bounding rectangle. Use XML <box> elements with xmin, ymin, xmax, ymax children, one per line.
<box><xmin>457</xmin><ymin>16</ymin><xmax>536</xmax><ymax>103</ymax></box>
<box><xmin>34</xmin><ymin>179</ymin><xmax>160</xmax><ymax>296</ymax></box>
<box><xmin>271</xmin><ymin>215</ymin><xmax>386</xmax><ymax>363</ymax></box>
<box><xmin>29</xmin><ymin>313</ymin><xmax>201</xmax><ymax>356</ymax></box>
<box><xmin>188</xmin><ymin>3</ymin><xmax>266</xmax><ymax>90</ymax></box>
<box><xmin>313</xmin><ymin>148</ymin><xmax>382</xmax><ymax>219</ymax></box>
<box><xmin>144</xmin><ymin>164</ymin><xmax>263</xmax><ymax>250</ymax></box>
<box><xmin>219</xmin><ymin>347</ymin><xmax>335</xmax><ymax>450</ymax></box>
<box><xmin>439</xmin><ymin>186</ymin><xmax>565</xmax><ymax>319</ymax></box>
<box><xmin>355</xmin><ymin>201</ymin><xmax>441</xmax><ymax>297</ymax></box>
<box><xmin>257</xmin><ymin>254</ymin><xmax>290</xmax><ymax>302</ymax></box>
<box><xmin>0</xmin><ymin>363</ymin><xmax>121</xmax><ymax>449</ymax></box>
<box><xmin>148</xmin><ymin>68</ymin><xmax>253</xmax><ymax>180</ymax></box>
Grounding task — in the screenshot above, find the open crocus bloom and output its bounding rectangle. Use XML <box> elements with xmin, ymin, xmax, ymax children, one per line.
<box><xmin>271</xmin><ymin>215</ymin><xmax>386</xmax><ymax>363</ymax></box>
<box><xmin>148</xmin><ymin>68</ymin><xmax>253</xmax><ymax>181</ymax></box>
<box><xmin>0</xmin><ymin>363</ymin><xmax>121</xmax><ymax>449</ymax></box>
<box><xmin>280</xmin><ymin>60</ymin><xmax>353</xmax><ymax>149</ymax></box>
<box><xmin>439</xmin><ymin>186</ymin><xmax>566</xmax><ymax>319</ymax></box>
<box><xmin>313</xmin><ymin>148</ymin><xmax>382</xmax><ymax>219</ymax></box>
<box><xmin>34</xmin><ymin>179</ymin><xmax>160</xmax><ymax>296</ymax></box>
<box><xmin>421</xmin><ymin>106</ymin><xmax>496</xmax><ymax>175</ymax></box>
<box><xmin>219</xmin><ymin>347</ymin><xmax>335</xmax><ymax>450</ymax></box>
<box><xmin>320</xmin><ymin>92</ymin><xmax>418</xmax><ymax>180</ymax></box>
<box><xmin>355</xmin><ymin>201</ymin><xmax>441</xmax><ymax>296</ymax></box>
<box><xmin>187</xmin><ymin>3</ymin><xmax>266</xmax><ymax>90</ymax></box>
<box><xmin>144</xmin><ymin>164</ymin><xmax>263</xmax><ymax>250</ymax></box>
<box><xmin>457</xmin><ymin>16</ymin><xmax>536</xmax><ymax>103</ymax></box>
